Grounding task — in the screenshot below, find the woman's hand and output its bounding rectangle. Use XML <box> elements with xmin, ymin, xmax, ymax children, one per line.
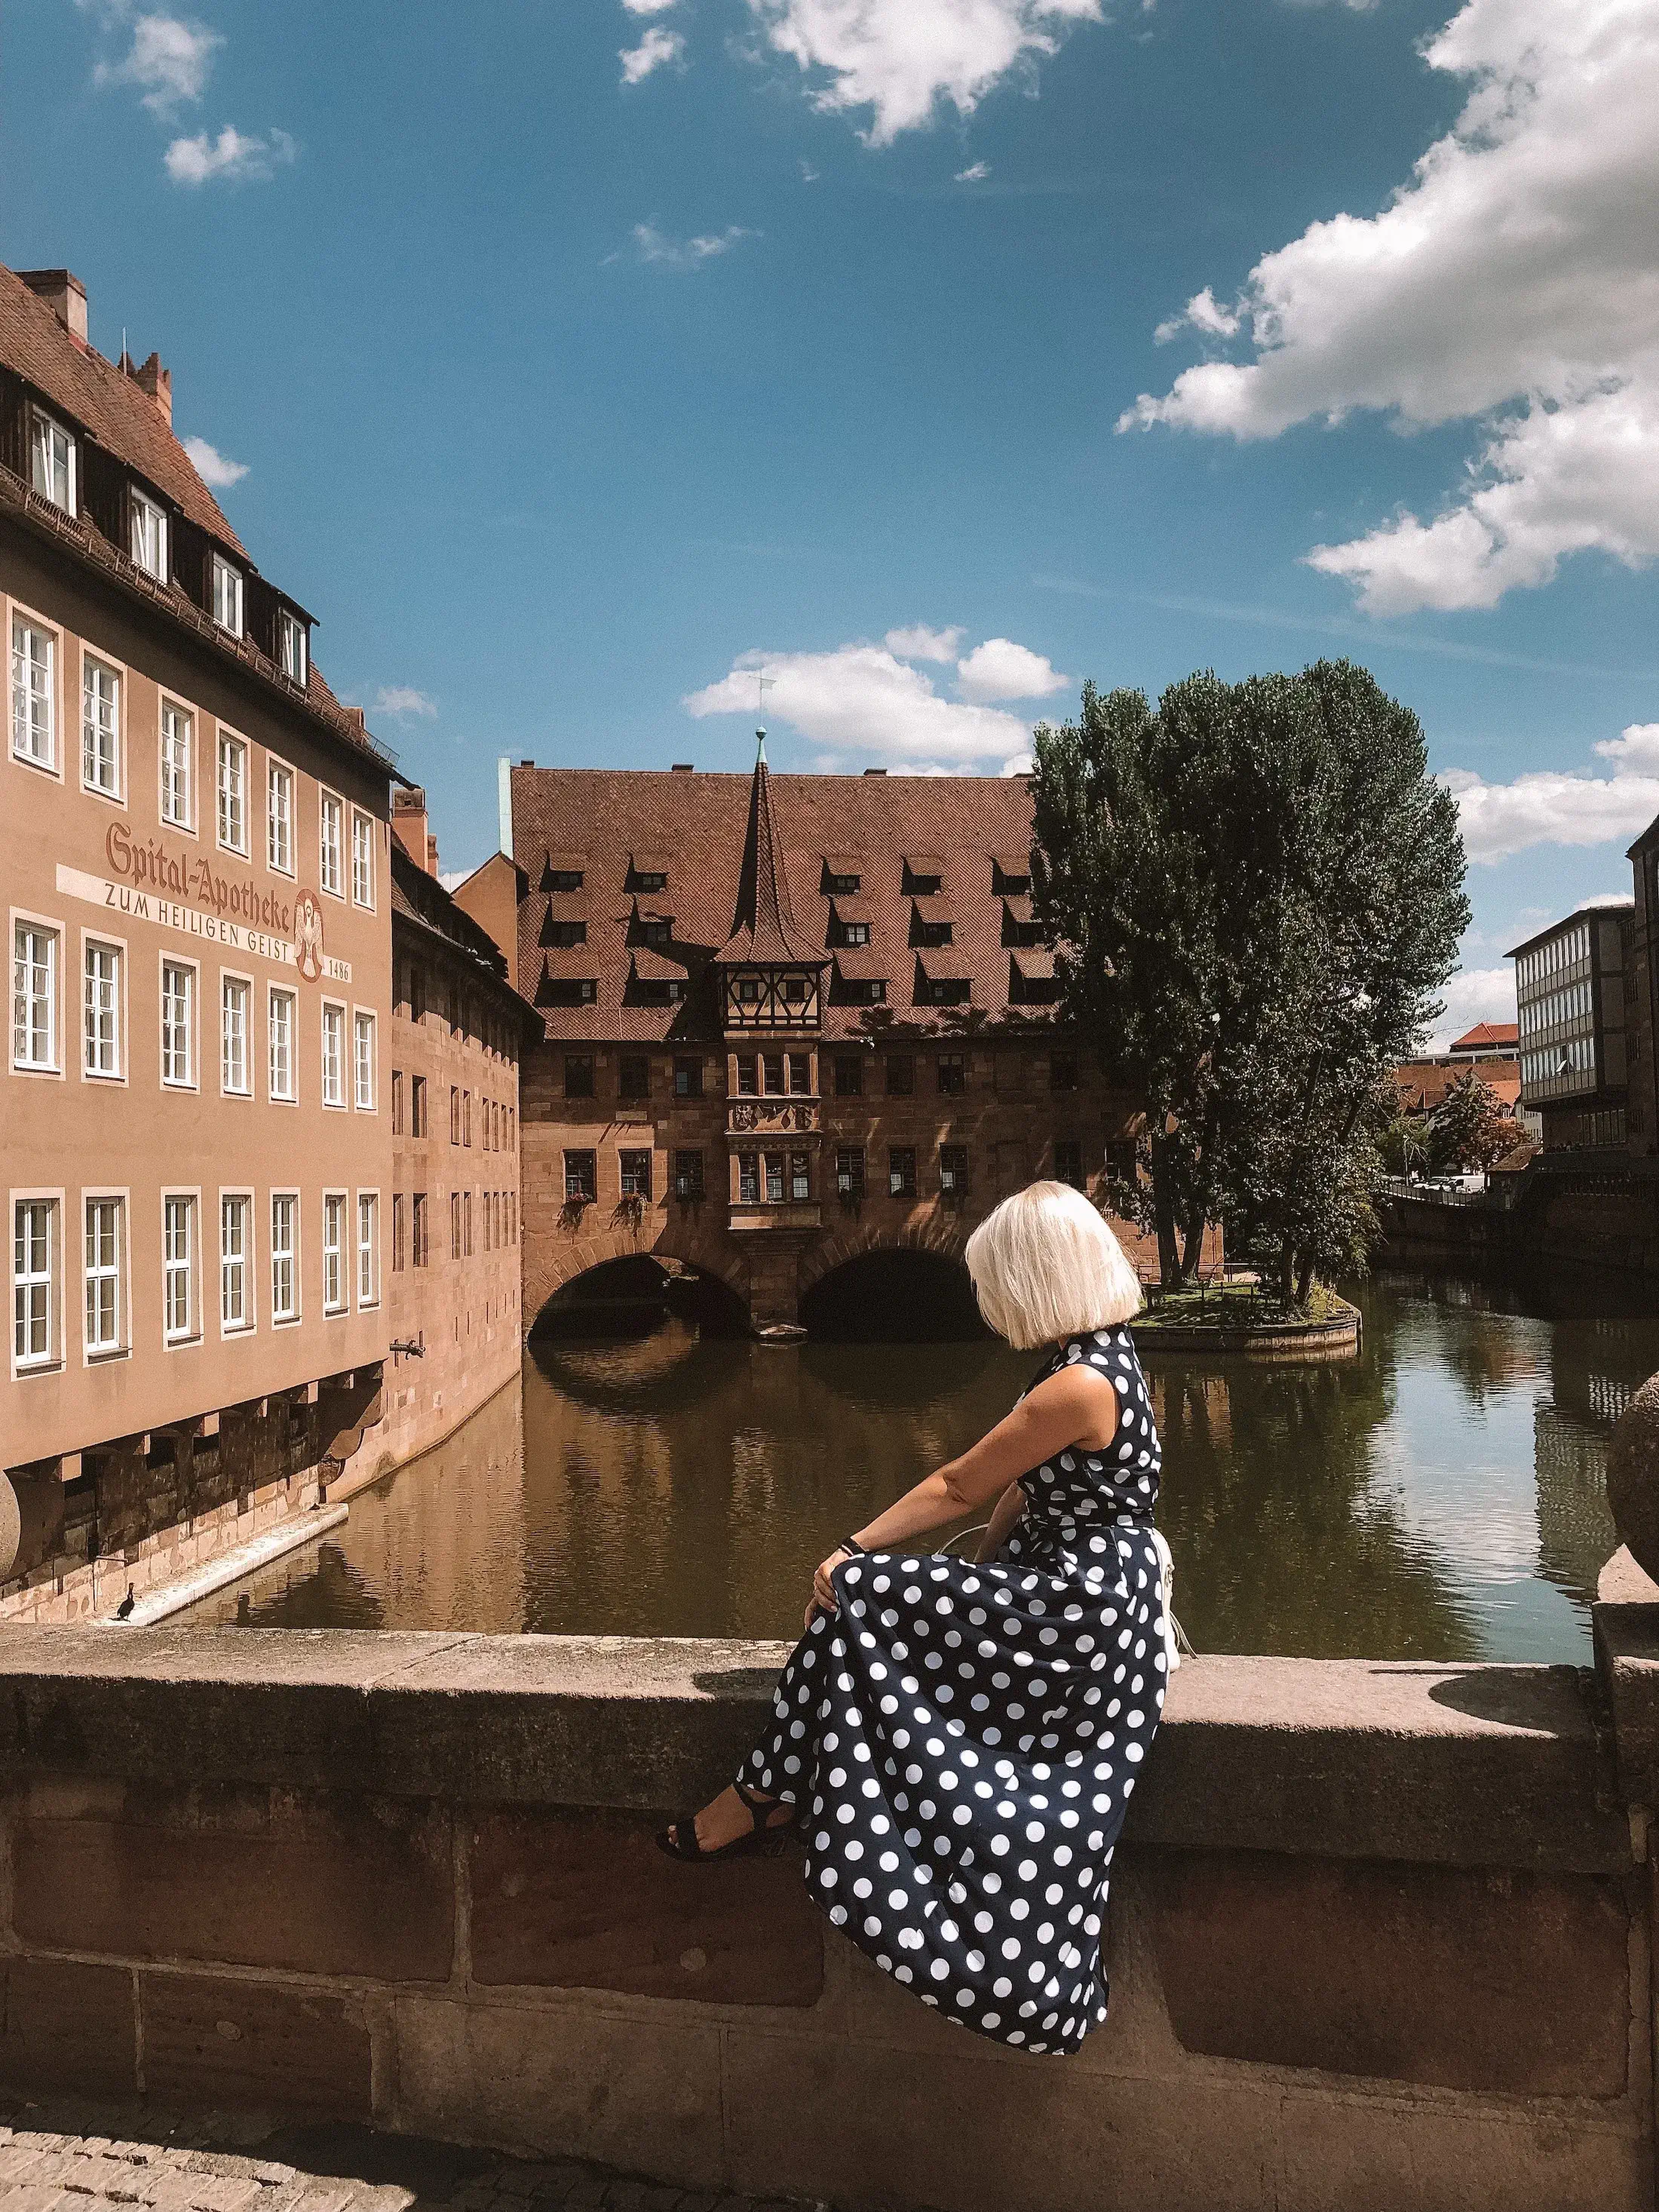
<box><xmin>806</xmin><ymin>1545</ymin><xmax>853</xmax><ymax>1631</ymax></box>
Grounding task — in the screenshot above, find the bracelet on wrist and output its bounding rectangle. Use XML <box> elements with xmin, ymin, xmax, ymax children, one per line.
<box><xmin>839</xmin><ymin>1534</ymin><xmax>868</xmax><ymax>1557</ymax></box>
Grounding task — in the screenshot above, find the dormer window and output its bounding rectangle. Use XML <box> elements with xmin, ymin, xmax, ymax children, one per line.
<box><xmin>30</xmin><ymin>410</ymin><xmax>75</xmax><ymax>515</ymax></box>
<box><xmin>548</xmin><ymin>869</ymin><xmax>584</xmax><ymax>893</ymax></box>
<box><xmin>634</xmin><ymin>870</ymin><xmax>667</xmax><ymax>894</ymax></box>
<box><xmin>130</xmin><ymin>489</ymin><xmax>168</xmax><ymax>581</ymax></box>
<box><xmin>279</xmin><ymin>609</ymin><xmax>308</xmax><ymax>685</ymax></box>
<box><xmin>840</xmin><ymin>921</ymin><xmax>870</xmax><ymax>946</ymax></box>
<box><xmin>212</xmin><ymin>555</ymin><xmax>244</xmax><ymax>638</ymax></box>
<box><xmin>639</xmin><ymin>917</ymin><xmax>672</xmax><ymax>947</ymax></box>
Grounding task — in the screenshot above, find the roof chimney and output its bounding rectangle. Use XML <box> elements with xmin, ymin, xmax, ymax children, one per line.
<box><xmin>18</xmin><ymin>270</ymin><xmax>88</xmax><ymax>345</ymax></box>
<box><xmin>392</xmin><ymin>786</ymin><xmax>436</xmax><ymax>877</ymax></box>
<box><xmin>129</xmin><ymin>351</ymin><xmax>172</xmax><ymax>428</ymax></box>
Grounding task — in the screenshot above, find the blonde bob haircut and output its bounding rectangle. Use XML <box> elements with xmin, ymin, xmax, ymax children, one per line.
<box><xmin>964</xmin><ymin>1180</ymin><xmax>1144</xmax><ymax>1352</ymax></box>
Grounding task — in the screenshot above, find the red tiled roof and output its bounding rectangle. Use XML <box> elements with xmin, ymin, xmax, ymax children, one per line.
<box><xmin>1011</xmin><ymin>947</ymin><xmax>1056</xmax><ymax>981</ymax></box>
<box><xmin>1450</xmin><ymin>1021</ymin><xmax>1519</xmax><ymax>1050</ymax></box>
<box><xmin>0</xmin><ymin>262</ymin><xmax>392</xmax><ymax>778</ymax></box>
<box><xmin>1394</xmin><ymin>1058</ymin><xmax>1521</xmax><ymax>1114</ymax></box>
<box><xmin>910</xmin><ymin>893</ymin><xmax>955</xmax><ymax>926</ymax></box>
<box><xmin>715</xmin><ymin>746</ymin><xmax>823</xmax><ymax>968</ymax></box>
<box><xmin>510</xmin><ymin>765</ymin><xmax>1062</xmax><ymax>1044</ymax></box>
<box><xmin>0</xmin><ymin>263</ymin><xmax>245</xmax><ymax>550</ymax></box>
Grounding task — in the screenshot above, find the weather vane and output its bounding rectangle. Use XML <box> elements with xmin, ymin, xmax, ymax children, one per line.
<box><xmin>756</xmin><ymin>669</ymin><xmax>775</xmax><ymax>717</ymax></box>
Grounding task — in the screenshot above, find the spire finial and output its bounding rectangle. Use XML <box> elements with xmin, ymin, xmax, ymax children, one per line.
<box><xmin>756</xmin><ymin>726</ymin><xmax>767</xmax><ymax>764</ymax></box>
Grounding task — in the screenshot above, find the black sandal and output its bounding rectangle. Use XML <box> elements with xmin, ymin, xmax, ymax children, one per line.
<box><xmin>656</xmin><ymin>1779</ymin><xmax>793</xmax><ymax>1862</ymax></box>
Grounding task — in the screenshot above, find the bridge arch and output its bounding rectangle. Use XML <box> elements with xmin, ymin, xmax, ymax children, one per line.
<box><xmin>798</xmin><ymin>1224</ymin><xmax>989</xmax><ymax>1342</ymax></box>
<box><xmin>523</xmin><ymin>1209</ymin><xmax>750</xmax><ymax>1345</ymax></box>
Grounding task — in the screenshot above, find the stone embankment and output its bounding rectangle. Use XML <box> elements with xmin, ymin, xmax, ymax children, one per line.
<box><xmin>0</xmin><ymin>1613</ymin><xmax>1652</xmax><ymax>2212</ymax></box>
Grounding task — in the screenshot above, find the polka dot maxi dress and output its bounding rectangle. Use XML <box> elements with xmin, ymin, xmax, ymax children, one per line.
<box><xmin>737</xmin><ymin>1324</ymin><xmax>1166</xmax><ymax>2057</ymax></box>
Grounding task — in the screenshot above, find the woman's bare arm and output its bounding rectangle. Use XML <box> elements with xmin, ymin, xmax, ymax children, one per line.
<box><xmin>807</xmin><ymin>1366</ymin><xmax>1118</xmax><ymax>1619</ymax></box>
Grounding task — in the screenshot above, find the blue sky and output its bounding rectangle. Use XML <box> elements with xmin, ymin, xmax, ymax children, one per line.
<box><xmin>7</xmin><ymin>0</ymin><xmax>1658</xmax><ymax>1039</ymax></box>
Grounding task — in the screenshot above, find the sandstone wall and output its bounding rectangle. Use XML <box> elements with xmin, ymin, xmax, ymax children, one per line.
<box><xmin>0</xmin><ymin>1627</ymin><xmax>1648</xmax><ymax>2212</ymax></box>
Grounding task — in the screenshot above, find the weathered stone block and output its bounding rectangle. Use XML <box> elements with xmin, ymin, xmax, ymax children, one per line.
<box><xmin>139</xmin><ymin>1975</ymin><xmax>371</xmax><ymax>2118</ymax></box>
<box><xmin>1139</xmin><ymin>1846</ymin><xmax>1631</xmax><ymax>2095</ymax></box>
<box><xmin>13</xmin><ymin>1797</ymin><xmax>453</xmax><ymax>1983</ymax></box>
<box><xmin>389</xmin><ymin>1995</ymin><xmax>725</xmax><ymax>2181</ymax></box>
<box><xmin>719</xmin><ymin>2027</ymin><xmax>1282</xmax><ymax>2212</ymax></box>
<box><xmin>0</xmin><ymin>1958</ymin><xmax>134</xmax><ymax>2096</ymax></box>
<box><xmin>469</xmin><ymin>1809</ymin><xmax>822</xmax><ymax>2005</ymax></box>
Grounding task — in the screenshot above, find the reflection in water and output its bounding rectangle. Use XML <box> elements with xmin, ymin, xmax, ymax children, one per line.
<box><xmin>186</xmin><ymin>1267</ymin><xmax>1645</xmax><ymax>1661</ymax></box>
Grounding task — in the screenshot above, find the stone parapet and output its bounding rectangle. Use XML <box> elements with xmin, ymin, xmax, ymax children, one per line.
<box><xmin>0</xmin><ymin>1626</ymin><xmax>1650</xmax><ymax>2212</ymax></box>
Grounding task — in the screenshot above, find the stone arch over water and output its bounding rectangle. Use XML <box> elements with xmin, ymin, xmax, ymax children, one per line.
<box><xmin>798</xmin><ymin>1229</ymin><xmax>990</xmax><ymax>1342</ymax></box>
<box><xmin>523</xmin><ymin>1216</ymin><xmax>751</xmax><ymax>1343</ymax></box>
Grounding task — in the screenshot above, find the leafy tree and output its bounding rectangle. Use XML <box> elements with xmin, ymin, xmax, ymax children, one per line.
<box><xmin>1428</xmin><ymin>1070</ymin><xmax>1513</xmax><ymax>1177</ymax></box>
<box><xmin>1378</xmin><ymin>1112</ymin><xmax>1431</xmax><ymax>1179</ymax></box>
<box><xmin>1031</xmin><ymin>661</ymin><xmax>1468</xmax><ymax>1305</ymax></box>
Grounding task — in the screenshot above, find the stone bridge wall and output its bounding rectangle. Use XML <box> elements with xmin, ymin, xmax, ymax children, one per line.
<box><xmin>0</xmin><ymin>1622</ymin><xmax>1653</xmax><ymax>2212</ymax></box>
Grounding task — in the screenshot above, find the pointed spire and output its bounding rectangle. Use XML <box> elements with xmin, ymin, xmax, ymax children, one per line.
<box><xmin>716</xmin><ymin>734</ymin><xmax>823</xmax><ymax>967</ymax></box>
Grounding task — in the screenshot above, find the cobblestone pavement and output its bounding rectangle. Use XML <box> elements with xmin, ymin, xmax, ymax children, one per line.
<box><xmin>0</xmin><ymin>2104</ymin><xmax>833</xmax><ymax>2212</ymax></box>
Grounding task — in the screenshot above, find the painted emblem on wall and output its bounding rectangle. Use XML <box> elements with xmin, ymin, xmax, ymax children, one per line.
<box><xmin>294</xmin><ymin>890</ymin><xmax>325</xmax><ymax>982</ymax></box>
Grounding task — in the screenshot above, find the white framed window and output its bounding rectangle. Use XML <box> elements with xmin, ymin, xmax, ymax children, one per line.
<box><xmin>211</xmin><ymin>554</ymin><xmax>244</xmax><ymax>637</ymax></box>
<box><xmin>267</xmin><ymin>759</ymin><xmax>294</xmax><ymax>874</ymax></box>
<box><xmin>13</xmin><ymin>921</ymin><xmax>59</xmax><ymax>1071</ymax></box>
<box><xmin>271</xmin><ymin>1192</ymin><xmax>298</xmax><ymax>1321</ymax></box>
<box><xmin>351</xmin><ymin>810</ymin><xmax>376</xmax><ymax>908</ymax></box>
<box><xmin>160</xmin><ymin>701</ymin><xmax>194</xmax><ymax>828</ymax></box>
<box><xmin>84</xmin><ymin>1195</ymin><xmax>124</xmax><ymax>1357</ymax></box>
<box><xmin>322</xmin><ymin>1191</ymin><xmax>346</xmax><ymax>1314</ymax></box>
<box><xmin>353</xmin><ymin>1008</ymin><xmax>376</xmax><ymax>1109</ymax></box>
<box><xmin>30</xmin><ymin>410</ymin><xmax>75</xmax><ymax>514</ymax></box>
<box><xmin>162</xmin><ymin>1192</ymin><xmax>197</xmax><ymax>1342</ymax></box>
<box><xmin>220</xmin><ymin>974</ymin><xmax>250</xmax><ymax>1094</ymax></box>
<box><xmin>357</xmin><ymin>1191</ymin><xmax>379</xmax><ymax>1308</ymax></box>
<box><xmin>11</xmin><ymin>616</ymin><xmax>56</xmax><ymax>769</ymax></box>
<box><xmin>268</xmin><ymin>985</ymin><xmax>296</xmax><ymax>1100</ymax></box>
<box><xmin>83</xmin><ymin>938</ymin><xmax>121</xmax><ymax>1078</ymax></box>
<box><xmin>216</xmin><ymin>730</ymin><xmax>248</xmax><ymax>853</ymax></box>
<box><xmin>220</xmin><ymin>1192</ymin><xmax>251</xmax><ymax>1333</ymax></box>
<box><xmin>279</xmin><ymin>609</ymin><xmax>308</xmax><ymax>686</ymax></box>
<box><xmin>81</xmin><ymin>657</ymin><xmax>121</xmax><ymax>796</ymax></box>
<box><xmin>130</xmin><ymin>489</ymin><xmax>169</xmax><ymax>583</ymax></box>
<box><xmin>14</xmin><ymin>1196</ymin><xmax>58</xmax><ymax>1370</ymax></box>
<box><xmin>319</xmin><ymin>790</ymin><xmax>343</xmax><ymax>897</ymax></box>
<box><xmin>321</xmin><ymin>1000</ymin><xmax>345</xmax><ymax>1107</ymax></box>
<box><xmin>161</xmin><ymin>959</ymin><xmax>195</xmax><ymax>1087</ymax></box>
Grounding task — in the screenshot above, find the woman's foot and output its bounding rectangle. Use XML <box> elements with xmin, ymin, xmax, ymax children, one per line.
<box><xmin>692</xmin><ymin>1782</ymin><xmax>794</xmax><ymax>1852</ymax></box>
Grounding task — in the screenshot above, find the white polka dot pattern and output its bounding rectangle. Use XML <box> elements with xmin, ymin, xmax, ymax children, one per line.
<box><xmin>738</xmin><ymin>1325</ymin><xmax>1167</xmax><ymax>2058</ymax></box>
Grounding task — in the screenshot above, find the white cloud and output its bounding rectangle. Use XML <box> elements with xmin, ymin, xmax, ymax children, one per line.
<box><xmin>1419</xmin><ymin>966</ymin><xmax>1516</xmax><ymax>1052</ymax></box>
<box><xmin>181</xmin><ymin>434</ymin><xmax>247</xmax><ymax>488</ymax></box>
<box><xmin>621</xmin><ymin>25</ymin><xmax>685</xmax><ymax>81</ymax></box>
<box><xmin>1594</xmin><ymin>720</ymin><xmax>1659</xmax><ymax>772</ymax></box>
<box><xmin>684</xmin><ymin>641</ymin><xmax>1034</xmax><ymax>766</ymax></box>
<box><xmin>746</xmin><ymin>0</ymin><xmax>1102</xmax><ymax>146</ymax></box>
<box><xmin>1443</xmin><ymin>720</ymin><xmax>1659</xmax><ymax>863</ymax></box>
<box><xmin>95</xmin><ymin>12</ymin><xmax>220</xmax><ymax>112</ymax></box>
<box><xmin>955</xmin><ymin>637</ymin><xmax>1068</xmax><ymax>701</ymax></box>
<box><xmin>799</xmin><ymin>158</ymin><xmax>820</xmax><ymax>181</ymax></box>
<box><xmin>164</xmin><ymin>124</ymin><xmax>296</xmax><ymax>186</ymax></box>
<box><xmin>1122</xmin><ymin>0</ymin><xmax>1659</xmax><ymax>615</ymax></box>
<box><xmin>1153</xmin><ymin>285</ymin><xmax>1240</xmax><ymax>345</ymax></box>
<box><xmin>884</xmin><ymin>623</ymin><xmax>964</xmax><ymax>661</ymax></box>
<box><xmin>373</xmin><ymin>686</ymin><xmax>438</xmax><ymax>719</ymax></box>
<box><xmin>621</xmin><ymin>0</ymin><xmax>680</xmax><ymax>11</ymax></box>
<box><xmin>609</xmin><ymin>220</ymin><xmax>759</xmax><ymax>268</ymax></box>
<box><xmin>955</xmin><ymin>160</ymin><xmax>991</xmax><ymax>183</ymax></box>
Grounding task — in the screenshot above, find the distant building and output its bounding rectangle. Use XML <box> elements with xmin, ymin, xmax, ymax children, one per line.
<box><xmin>1626</xmin><ymin>815</ymin><xmax>1659</xmax><ymax>1157</ymax></box>
<box><xmin>493</xmin><ymin>745</ymin><xmax>1161</xmax><ymax>1335</ymax></box>
<box><xmin>1448</xmin><ymin>1021</ymin><xmax>1518</xmax><ymax>1060</ymax></box>
<box><xmin>1393</xmin><ymin>1056</ymin><xmax>1521</xmax><ymax>1119</ymax></box>
<box><xmin>1508</xmin><ymin>901</ymin><xmax>1634</xmax><ymax>1151</ymax></box>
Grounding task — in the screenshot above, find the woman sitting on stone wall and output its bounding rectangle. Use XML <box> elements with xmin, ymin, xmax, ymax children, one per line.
<box><xmin>659</xmin><ymin>1180</ymin><xmax>1172</xmax><ymax>2057</ymax></box>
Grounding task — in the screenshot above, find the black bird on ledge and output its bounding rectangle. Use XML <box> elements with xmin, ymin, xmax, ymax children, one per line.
<box><xmin>114</xmin><ymin>1583</ymin><xmax>135</xmax><ymax>1621</ymax></box>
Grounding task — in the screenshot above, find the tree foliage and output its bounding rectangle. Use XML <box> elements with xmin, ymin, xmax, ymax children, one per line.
<box><xmin>1030</xmin><ymin>661</ymin><xmax>1469</xmax><ymax>1305</ymax></box>
<box><xmin>1428</xmin><ymin>1070</ymin><xmax>1517</xmax><ymax>1176</ymax></box>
